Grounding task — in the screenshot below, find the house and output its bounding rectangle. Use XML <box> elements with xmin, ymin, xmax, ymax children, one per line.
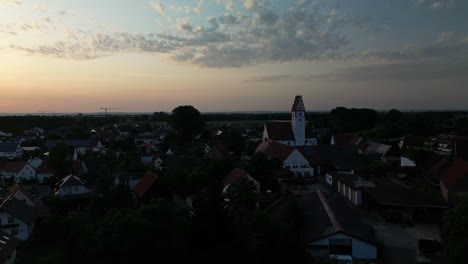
<box><xmin>0</xmin><ymin>196</ymin><xmax>38</xmax><ymax>240</ymax></box>
<box><xmin>309</xmin><ymin>145</ymin><xmax>362</xmax><ymax>175</ymax></box>
<box><xmin>263</xmin><ymin>95</ymin><xmax>317</xmax><ymax>147</ymax></box>
<box><xmin>134</xmin><ymin>171</ymin><xmax>159</xmax><ymax>199</ymax></box>
<box><xmin>27</xmin><ymin>157</ymin><xmax>43</xmax><ymax>170</ymax></box>
<box><xmin>325</xmin><ymin>172</ymin><xmax>375</xmax><ymax>206</ymax></box>
<box><xmin>256</xmin><ymin>140</ymin><xmax>314</xmax><ymax>177</ymax></box>
<box><xmin>330</xmin><ymin>134</ymin><xmax>362</xmax><ymax>146</ymax></box>
<box><xmin>55</xmin><ymin>175</ymin><xmax>90</xmax><ymax>197</ymax></box>
<box><xmin>0</xmin><ymin>143</ymin><xmax>23</xmax><ymax>159</ymax></box>
<box><xmin>45</xmin><ymin>139</ymin><xmax>103</xmax><ymax>155</ymax></box>
<box><xmin>135</xmin><ymin>132</ymin><xmax>159</xmax><ymax>145</ymax></box>
<box><xmin>299</xmin><ymin>191</ymin><xmax>377</xmax><ymax>261</ymax></box>
<box><xmin>0</xmin><ymin>230</ymin><xmax>19</xmax><ymax>264</ymax></box>
<box><xmin>154</xmin><ymin>156</ymin><xmax>163</xmax><ymax>169</ymax></box>
<box><xmin>429</xmin><ymin>158</ymin><xmax>468</xmax><ymax>201</ymax></box>
<box><xmin>0</xmin><ymin>131</ymin><xmax>12</xmax><ymax>137</ymax></box>
<box><xmin>37</xmin><ymin>162</ymin><xmax>55</xmax><ymax>183</ymax></box>
<box><xmin>114</xmin><ymin>171</ymin><xmax>142</xmax><ymax>190</ymax></box>
<box><xmin>359</xmin><ymin>140</ymin><xmax>392</xmax><ymax>159</ymax></box>
<box><xmin>9</xmin><ymin>184</ymin><xmax>36</xmax><ymax>207</ymax></box>
<box><xmin>0</xmin><ymin>162</ymin><xmax>36</xmax><ymax>182</ymax></box>
<box><xmin>222</xmin><ymin>168</ymin><xmax>260</xmax><ymax>193</ymax></box>
<box><xmin>206</xmin><ymin>144</ymin><xmax>231</xmax><ymax>160</ymax></box>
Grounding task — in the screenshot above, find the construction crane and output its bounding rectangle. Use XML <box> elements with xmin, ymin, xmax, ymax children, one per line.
<box><xmin>100</xmin><ymin>107</ymin><xmax>126</xmax><ymax>117</ymax></box>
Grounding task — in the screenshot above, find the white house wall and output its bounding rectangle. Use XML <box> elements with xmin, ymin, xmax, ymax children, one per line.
<box><xmin>308</xmin><ymin>232</ymin><xmax>377</xmax><ymax>260</ymax></box>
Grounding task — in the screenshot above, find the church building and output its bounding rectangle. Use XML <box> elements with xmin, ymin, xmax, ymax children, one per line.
<box><xmin>262</xmin><ymin>95</ymin><xmax>317</xmax><ymax>146</ymax></box>
<box><xmin>257</xmin><ymin>95</ymin><xmax>316</xmax><ymax>177</ymax></box>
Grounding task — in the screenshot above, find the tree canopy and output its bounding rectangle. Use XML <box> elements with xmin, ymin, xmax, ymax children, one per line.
<box><xmin>168</xmin><ymin>105</ymin><xmax>205</xmax><ymax>142</ymax></box>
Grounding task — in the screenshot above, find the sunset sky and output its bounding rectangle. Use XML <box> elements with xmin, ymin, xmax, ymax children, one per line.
<box><xmin>1</xmin><ymin>0</ymin><xmax>468</xmax><ymax>113</ymax></box>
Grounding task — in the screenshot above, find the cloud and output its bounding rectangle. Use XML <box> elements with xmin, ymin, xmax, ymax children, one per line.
<box><xmin>0</xmin><ymin>0</ymin><xmax>21</xmax><ymax>6</ymax></box>
<box><xmin>245</xmin><ymin>74</ymin><xmax>294</xmax><ymax>83</ymax></box>
<box><xmin>243</xmin><ymin>0</ymin><xmax>256</xmax><ymax>10</ymax></box>
<box><xmin>315</xmin><ymin>58</ymin><xmax>468</xmax><ymax>83</ymax></box>
<box><xmin>150</xmin><ymin>0</ymin><xmax>165</xmax><ymax>14</ymax></box>
<box><xmin>416</xmin><ymin>0</ymin><xmax>454</xmax><ymax>10</ymax></box>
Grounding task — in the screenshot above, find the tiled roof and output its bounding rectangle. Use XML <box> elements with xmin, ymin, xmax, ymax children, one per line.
<box><xmin>0</xmin><ymin>196</ymin><xmax>38</xmax><ymax>224</ymax></box>
<box><xmin>309</xmin><ymin>145</ymin><xmax>361</xmax><ymax>170</ymax></box>
<box><xmin>430</xmin><ymin>158</ymin><xmax>468</xmax><ymax>188</ymax></box>
<box><xmin>265</xmin><ymin>122</ymin><xmax>295</xmax><ymax>141</ymax></box>
<box><xmin>45</xmin><ymin>140</ymin><xmax>93</xmax><ymax>150</ymax></box>
<box><xmin>56</xmin><ymin>175</ymin><xmax>86</xmax><ymax>188</ymax></box>
<box><xmin>298</xmin><ymin>191</ymin><xmax>375</xmax><ymax>244</ymax></box>
<box><xmin>223</xmin><ymin>168</ymin><xmax>249</xmax><ymax>186</ymax></box>
<box><xmin>332</xmin><ymin>134</ymin><xmax>361</xmax><ymax>146</ymax></box>
<box><xmin>0</xmin><ymin>143</ymin><xmax>20</xmax><ymax>153</ymax></box>
<box><xmin>0</xmin><ymin>230</ymin><xmax>19</xmax><ymax>263</ymax></box>
<box><xmin>134</xmin><ymin>171</ymin><xmax>159</xmax><ymax>198</ymax></box>
<box><xmin>256</xmin><ymin>140</ymin><xmax>295</xmax><ymax>161</ymax></box>
<box><xmin>0</xmin><ymin>162</ymin><xmax>27</xmax><ymax>174</ymax></box>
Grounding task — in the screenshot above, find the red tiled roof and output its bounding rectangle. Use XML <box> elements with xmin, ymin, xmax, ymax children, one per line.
<box><xmin>0</xmin><ymin>162</ymin><xmax>27</xmax><ymax>173</ymax></box>
<box><xmin>256</xmin><ymin>140</ymin><xmax>295</xmax><ymax>161</ymax></box>
<box><xmin>430</xmin><ymin>158</ymin><xmax>468</xmax><ymax>188</ymax></box>
<box><xmin>333</xmin><ymin>134</ymin><xmax>361</xmax><ymax>146</ymax></box>
<box><xmin>223</xmin><ymin>168</ymin><xmax>249</xmax><ymax>186</ymax></box>
<box><xmin>265</xmin><ymin>122</ymin><xmax>295</xmax><ymax>141</ymax></box>
<box><xmin>134</xmin><ymin>171</ymin><xmax>159</xmax><ymax>198</ymax></box>
<box><xmin>37</xmin><ymin>162</ymin><xmax>54</xmax><ymax>174</ymax></box>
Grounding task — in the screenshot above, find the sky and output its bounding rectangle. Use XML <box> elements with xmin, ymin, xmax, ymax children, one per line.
<box><xmin>1</xmin><ymin>0</ymin><xmax>468</xmax><ymax>113</ymax></box>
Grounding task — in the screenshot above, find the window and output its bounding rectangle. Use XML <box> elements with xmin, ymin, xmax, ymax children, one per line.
<box><xmin>8</xmin><ymin>216</ymin><xmax>14</xmax><ymax>224</ymax></box>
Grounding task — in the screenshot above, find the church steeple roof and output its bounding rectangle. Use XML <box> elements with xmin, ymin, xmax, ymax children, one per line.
<box><xmin>292</xmin><ymin>95</ymin><xmax>305</xmax><ymax>112</ymax></box>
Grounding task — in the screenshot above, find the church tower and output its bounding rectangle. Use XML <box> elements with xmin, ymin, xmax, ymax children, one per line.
<box><xmin>291</xmin><ymin>95</ymin><xmax>305</xmax><ymax>146</ymax></box>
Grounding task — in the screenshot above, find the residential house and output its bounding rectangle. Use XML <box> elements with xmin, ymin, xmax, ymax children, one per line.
<box><xmin>309</xmin><ymin>145</ymin><xmax>362</xmax><ymax>175</ymax></box>
<box><xmin>134</xmin><ymin>171</ymin><xmax>159</xmax><ymax>200</ymax></box>
<box><xmin>135</xmin><ymin>132</ymin><xmax>159</xmax><ymax>145</ymax></box>
<box><xmin>299</xmin><ymin>191</ymin><xmax>377</xmax><ymax>261</ymax></box>
<box><xmin>325</xmin><ymin>172</ymin><xmax>376</xmax><ymax>206</ymax></box>
<box><xmin>0</xmin><ymin>162</ymin><xmax>36</xmax><ymax>182</ymax></box>
<box><xmin>263</xmin><ymin>95</ymin><xmax>317</xmax><ymax>146</ymax></box>
<box><xmin>36</xmin><ymin>162</ymin><xmax>55</xmax><ymax>183</ymax></box>
<box><xmin>55</xmin><ymin>175</ymin><xmax>90</xmax><ymax>197</ymax></box>
<box><xmin>9</xmin><ymin>184</ymin><xmax>36</xmax><ymax>207</ymax></box>
<box><xmin>330</xmin><ymin>134</ymin><xmax>362</xmax><ymax>146</ymax></box>
<box><xmin>429</xmin><ymin>158</ymin><xmax>468</xmax><ymax>201</ymax></box>
<box><xmin>0</xmin><ymin>143</ymin><xmax>22</xmax><ymax>159</ymax></box>
<box><xmin>0</xmin><ymin>131</ymin><xmax>12</xmax><ymax>137</ymax></box>
<box><xmin>0</xmin><ymin>196</ymin><xmax>38</xmax><ymax>240</ymax></box>
<box><xmin>359</xmin><ymin>140</ymin><xmax>392</xmax><ymax>160</ymax></box>
<box><xmin>0</xmin><ymin>230</ymin><xmax>19</xmax><ymax>264</ymax></box>
<box><xmin>222</xmin><ymin>168</ymin><xmax>260</xmax><ymax>193</ymax></box>
<box><xmin>114</xmin><ymin>171</ymin><xmax>142</xmax><ymax>190</ymax></box>
<box><xmin>46</xmin><ymin>139</ymin><xmax>103</xmax><ymax>155</ymax></box>
<box><xmin>256</xmin><ymin>140</ymin><xmax>314</xmax><ymax>177</ymax></box>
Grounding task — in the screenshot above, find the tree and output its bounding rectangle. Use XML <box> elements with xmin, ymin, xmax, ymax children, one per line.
<box><xmin>442</xmin><ymin>198</ymin><xmax>468</xmax><ymax>264</ymax></box>
<box><xmin>385</xmin><ymin>109</ymin><xmax>402</xmax><ymax>123</ymax></box>
<box><xmin>223</xmin><ymin>177</ymin><xmax>258</xmax><ymax>214</ymax></box>
<box><xmin>49</xmin><ymin>142</ymin><xmax>71</xmax><ymax>178</ymax></box>
<box><xmin>169</xmin><ymin>105</ymin><xmax>205</xmax><ymax>141</ymax></box>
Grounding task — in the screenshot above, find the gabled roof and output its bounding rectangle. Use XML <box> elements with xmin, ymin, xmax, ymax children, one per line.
<box><xmin>332</xmin><ymin>134</ymin><xmax>361</xmax><ymax>146</ymax></box>
<box><xmin>134</xmin><ymin>171</ymin><xmax>159</xmax><ymax>198</ymax></box>
<box><xmin>361</xmin><ymin>141</ymin><xmax>392</xmax><ymax>156</ymax></box>
<box><xmin>10</xmin><ymin>184</ymin><xmax>36</xmax><ymax>205</ymax></box>
<box><xmin>328</xmin><ymin>172</ymin><xmax>376</xmax><ymax>189</ymax></box>
<box><xmin>0</xmin><ymin>143</ymin><xmax>21</xmax><ymax>153</ymax></box>
<box><xmin>0</xmin><ymin>230</ymin><xmax>19</xmax><ymax>263</ymax></box>
<box><xmin>223</xmin><ymin>168</ymin><xmax>250</xmax><ymax>186</ymax></box>
<box><xmin>430</xmin><ymin>158</ymin><xmax>468</xmax><ymax>188</ymax></box>
<box><xmin>0</xmin><ymin>196</ymin><xmax>38</xmax><ymax>224</ymax></box>
<box><xmin>265</xmin><ymin>122</ymin><xmax>295</xmax><ymax>141</ymax></box>
<box><xmin>256</xmin><ymin>140</ymin><xmax>295</xmax><ymax>161</ymax></box>
<box><xmin>309</xmin><ymin>145</ymin><xmax>361</xmax><ymax>170</ymax></box>
<box><xmin>56</xmin><ymin>175</ymin><xmax>86</xmax><ymax>189</ymax></box>
<box><xmin>0</xmin><ymin>162</ymin><xmax>27</xmax><ymax>174</ymax></box>
<box><xmin>298</xmin><ymin>191</ymin><xmax>375</xmax><ymax>244</ymax></box>
<box><xmin>45</xmin><ymin>140</ymin><xmax>93</xmax><ymax>150</ymax></box>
